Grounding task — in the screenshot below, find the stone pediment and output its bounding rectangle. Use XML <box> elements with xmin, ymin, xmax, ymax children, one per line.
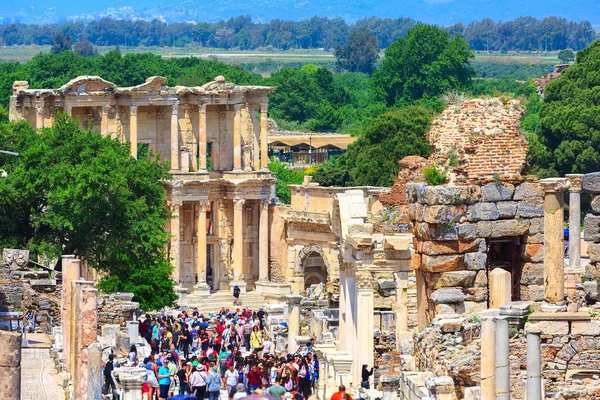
<box><xmin>200</xmin><ymin>76</ymin><xmax>241</xmax><ymax>93</ymax></box>
<box><xmin>117</xmin><ymin>76</ymin><xmax>167</xmax><ymax>94</ymax></box>
<box><xmin>57</xmin><ymin>76</ymin><xmax>117</xmax><ymax>94</ymax></box>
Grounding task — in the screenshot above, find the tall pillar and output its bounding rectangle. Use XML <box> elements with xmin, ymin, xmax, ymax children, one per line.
<box><xmin>70</xmin><ymin>280</ymin><xmax>97</xmax><ymax>399</ymax></box>
<box><xmin>35</xmin><ymin>102</ymin><xmax>44</xmax><ymax>129</ymax></box>
<box><xmin>129</xmin><ymin>105</ymin><xmax>138</xmax><ymax>158</ymax></box>
<box><xmin>61</xmin><ymin>255</ymin><xmax>79</xmax><ymax>373</ymax></box>
<box><xmin>567</xmin><ymin>174</ymin><xmax>583</xmax><ymax>268</ymax></box>
<box><xmin>199</xmin><ymin>104</ymin><xmax>207</xmax><ymax>171</ymax></box>
<box><xmin>233</xmin><ymin>104</ymin><xmax>242</xmax><ymax>171</ymax></box>
<box><xmin>169</xmin><ymin>200</ymin><xmax>182</xmax><ymax>284</ymax></box>
<box><xmin>258</xmin><ymin>199</ymin><xmax>269</xmax><ymax>282</ymax></box>
<box><xmin>494</xmin><ymin>317</ymin><xmax>510</xmax><ymax>400</ymax></box>
<box><xmin>171</xmin><ymin>102</ymin><xmax>180</xmax><ymax>171</ymax></box>
<box><xmin>416</xmin><ymin>269</ymin><xmax>428</xmax><ymax>331</ymax></box>
<box><xmin>196</xmin><ymin>201</ymin><xmax>210</xmax><ymax>295</ymax></box>
<box><xmin>355</xmin><ymin>271</ymin><xmax>374</xmax><ymax>388</ymax></box>
<box><xmin>100</xmin><ymin>105</ymin><xmax>110</xmax><ymax>138</ymax></box>
<box><xmin>338</xmin><ymin>267</ymin><xmax>347</xmax><ymax>351</ymax></box>
<box><xmin>481</xmin><ymin>317</ymin><xmax>496</xmax><ymax>400</ymax></box>
<box><xmin>232</xmin><ymin>198</ymin><xmax>246</xmax><ymax>290</ymax></box>
<box><xmin>0</xmin><ymin>331</ymin><xmax>21</xmax><ymax>399</ymax></box>
<box><xmin>260</xmin><ymin>103</ymin><xmax>269</xmax><ymax>169</ymax></box>
<box><xmin>540</xmin><ymin>178</ymin><xmax>571</xmax><ymax>303</ymax></box>
<box><xmin>394</xmin><ymin>272</ymin><xmax>408</xmax><ymax>333</ymax></box>
<box><xmin>65</xmin><ymin>104</ymin><xmax>73</xmax><ymax>118</ymax></box>
<box><xmin>526</xmin><ymin>329</ymin><xmax>542</xmax><ymax>400</ymax></box>
<box><xmin>287</xmin><ymin>294</ymin><xmax>303</xmax><ymax>354</ymax></box>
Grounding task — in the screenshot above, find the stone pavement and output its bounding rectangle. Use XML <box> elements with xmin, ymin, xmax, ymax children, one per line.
<box><xmin>21</xmin><ymin>333</ymin><xmax>65</xmax><ymax>400</ymax></box>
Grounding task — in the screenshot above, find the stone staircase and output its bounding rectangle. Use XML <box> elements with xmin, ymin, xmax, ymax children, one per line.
<box><xmin>183</xmin><ymin>290</ymin><xmax>268</xmax><ymax>314</ymax></box>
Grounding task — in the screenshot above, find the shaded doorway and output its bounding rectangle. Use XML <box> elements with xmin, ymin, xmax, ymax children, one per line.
<box><xmin>303</xmin><ymin>251</ymin><xmax>328</xmax><ymax>290</ymax></box>
<box><xmin>486</xmin><ymin>237</ymin><xmax>522</xmax><ymax>303</ymax></box>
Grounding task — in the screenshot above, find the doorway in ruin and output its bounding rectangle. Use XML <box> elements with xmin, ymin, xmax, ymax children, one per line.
<box><xmin>296</xmin><ymin>245</ymin><xmax>329</xmax><ymax>291</ymax></box>
<box><xmin>486</xmin><ymin>237</ymin><xmax>522</xmax><ymax>303</ymax></box>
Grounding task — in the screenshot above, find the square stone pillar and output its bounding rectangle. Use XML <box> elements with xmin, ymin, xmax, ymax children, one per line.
<box><xmin>490</xmin><ymin>268</ymin><xmax>512</xmax><ymax>308</ymax></box>
<box><xmin>567</xmin><ymin>174</ymin><xmax>583</xmax><ymax>268</ymax></box>
<box><xmin>338</xmin><ymin>267</ymin><xmax>347</xmax><ymax>351</ymax></box>
<box><xmin>70</xmin><ymin>280</ymin><xmax>97</xmax><ymax>400</ymax></box>
<box><xmin>170</xmin><ymin>102</ymin><xmax>180</xmax><ymax>171</ymax></box>
<box><xmin>61</xmin><ymin>255</ymin><xmax>79</xmax><ymax>372</ymax></box>
<box><xmin>416</xmin><ymin>269</ymin><xmax>428</xmax><ymax>331</ymax></box>
<box><xmin>169</xmin><ymin>200</ymin><xmax>183</xmax><ymax>284</ymax></box>
<box><xmin>231</xmin><ymin>198</ymin><xmax>246</xmax><ymax>291</ymax></box>
<box><xmin>287</xmin><ymin>294</ymin><xmax>303</xmax><ymax>353</ymax></box>
<box><xmin>260</xmin><ymin>103</ymin><xmax>269</xmax><ymax>169</ymax></box>
<box><xmin>540</xmin><ymin>178</ymin><xmax>571</xmax><ymax>303</ymax></box>
<box><xmin>395</xmin><ymin>271</ymin><xmax>409</xmax><ymax>333</ymax></box>
<box><xmin>180</xmin><ymin>146</ymin><xmax>190</xmax><ymax>173</ymax></box>
<box><xmin>355</xmin><ymin>272</ymin><xmax>374</xmax><ymax>388</ymax></box>
<box><xmin>199</xmin><ymin>104</ymin><xmax>207</xmax><ymax>171</ymax></box>
<box><xmin>129</xmin><ymin>105</ymin><xmax>138</xmax><ymax>158</ymax></box>
<box><xmin>195</xmin><ymin>201</ymin><xmax>210</xmax><ymax>295</ymax></box>
<box><xmin>257</xmin><ymin>199</ymin><xmax>270</xmax><ymax>283</ymax></box>
<box><xmin>233</xmin><ymin>104</ymin><xmax>242</xmax><ymax>171</ymax></box>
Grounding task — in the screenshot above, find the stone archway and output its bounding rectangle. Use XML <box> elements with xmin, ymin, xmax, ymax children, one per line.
<box><xmin>295</xmin><ymin>245</ymin><xmax>330</xmax><ymax>290</ymax></box>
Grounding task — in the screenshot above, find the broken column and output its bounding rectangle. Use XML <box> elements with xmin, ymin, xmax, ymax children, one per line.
<box><xmin>489</xmin><ymin>268</ymin><xmax>512</xmax><ymax>308</ymax></box>
<box><xmin>526</xmin><ymin>329</ymin><xmax>542</xmax><ymax>400</ymax></box>
<box><xmin>494</xmin><ymin>317</ymin><xmax>510</xmax><ymax>400</ymax></box>
<box><xmin>480</xmin><ymin>316</ymin><xmax>496</xmax><ymax>400</ymax></box>
<box><xmin>286</xmin><ymin>294</ymin><xmax>303</xmax><ymax>354</ymax></box>
<box><xmin>87</xmin><ymin>342</ymin><xmax>103</xmax><ymax>400</ymax></box>
<box><xmin>567</xmin><ymin>174</ymin><xmax>583</xmax><ymax>268</ymax></box>
<box><xmin>115</xmin><ymin>367</ymin><xmax>147</xmax><ymax>400</ymax></box>
<box><xmin>380</xmin><ymin>375</ymin><xmax>400</xmax><ymax>400</ymax></box>
<box><xmin>540</xmin><ymin>178</ymin><xmax>570</xmax><ymax>303</ymax></box>
<box><xmin>0</xmin><ymin>331</ymin><xmax>21</xmax><ymax>399</ymax></box>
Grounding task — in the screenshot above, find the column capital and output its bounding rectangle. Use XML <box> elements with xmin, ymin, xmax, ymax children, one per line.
<box><xmin>198</xmin><ymin>200</ymin><xmax>208</xmax><ymax>212</ymax></box>
<box><xmin>129</xmin><ymin>105</ymin><xmax>138</xmax><ymax>116</ymax></box>
<box><xmin>357</xmin><ymin>271</ymin><xmax>375</xmax><ymax>291</ymax></box>
<box><xmin>233</xmin><ymin>198</ymin><xmax>246</xmax><ymax>211</ymax></box>
<box><xmin>167</xmin><ymin>200</ymin><xmax>183</xmax><ymax>211</ymax></box>
<box><xmin>286</xmin><ymin>294</ymin><xmax>304</xmax><ymax>305</ymax></box>
<box><xmin>260</xmin><ymin>102</ymin><xmax>268</xmax><ymax>113</ymax></box>
<box><xmin>540</xmin><ymin>177</ymin><xmax>571</xmax><ymax>193</ymax></box>
<box><xmin>260</xmin><ymin>198</ymin><xmax>269</xmax><ymax>209</ymax></box>
<box><xmin>199</xmin><ymin>103</ymin><xmax>207</xmax><ymax>112</ymax></box>
<box><xmin>101</xmin><ymin>105</ymin><xmax>112</xmax><ymax>115</ymax></box>
<box><xmin>566</xmin><ymin>174</ymin><xmax>584</xmax><ymax>192</ymax></box>
<box><xmin>65</xmin><ymin>104</ymin><xmax>73</xmax><ymax>114</ymax></box>
<box><xmin>233</xmin><ymin>103</ymin><xmax>242</xmax><ymax>112</ymax></box>
<box><xmin>35</xmin><ymin>102</ymin><xmax>44</xmax><ymax>115</ymax></box>
<box><xmin>172</xmin><ymin>102</ymin><xmax>179</xmax><ymax>115</ymax></box>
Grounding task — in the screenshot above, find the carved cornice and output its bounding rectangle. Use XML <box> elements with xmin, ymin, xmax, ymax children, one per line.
<box><xmin>540</xmin><ymin>177</ymin><xmax>571</xmax><ymax>193</ymax></box>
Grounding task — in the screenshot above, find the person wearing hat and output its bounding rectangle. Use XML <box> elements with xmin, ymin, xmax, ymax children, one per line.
<box><xmin>190</xmin><ymin>364</ymin><xmax>208</xmax><ymax>400</ymax></box>
<box><xmin>157</xmin><ymin>358</ymin><xmax>172</xmax><ymax>400</ymax></box>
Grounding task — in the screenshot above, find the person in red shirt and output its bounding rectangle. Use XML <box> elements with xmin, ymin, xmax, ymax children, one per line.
<box><xmin>247</xmin><ymin>362</ymin><xmax>264</xmax><ymax>393</ymax></box>
<box><xmin>330</xmin><ymin>385</ymin><xmax>352</xmax><ymax>400</ymax></box>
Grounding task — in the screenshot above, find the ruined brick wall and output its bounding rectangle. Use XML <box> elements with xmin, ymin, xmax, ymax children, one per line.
<box><xmin>380</xmin><ymin>156</ymin><xmax>430</xmax><ymax>207</ymax></box>
<box><xmin>427</xmin><ymin>98</ymin><xmax>527</xmax><ymax>183</ymax></box>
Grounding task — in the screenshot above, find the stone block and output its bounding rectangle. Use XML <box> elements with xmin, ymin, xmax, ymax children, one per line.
<box><xmin>458</xmin><ymin>223</ymin><xmax>477</xmax><ymax>239</ymax></box>
<box><xmin>464</xmin><ymin>287</ymin><xmax>488</xmax><ymax>302</ymax></box>
<box><xmin>529</xmin><ymin>217</ymin><xmax>544</xmax><ymax>234</ymax></box>
<box><xmin>464</xmin><ymin>252</ymin><xmax>486</xmax><ymax>271</ymax></box>
<box><xmin>435</xmin><ymin>303</ymin><xmax>456</xmax><ymax>315</ymax></box>
<box><xmin>527</xmin><ymin>233</ymin><xmax>544</xmax><ymax>244</ymax></box>
<box><xmin>584</xmin><ymin>214</ymin><xmax>600</xmax><ymax>242</ymax></box>
<box><xmin>464</xmin><ymin>301</ymin><xmax>487</xmax><ymax>314</ymax></box>
<box><xmin>582</xmin><ymin>172</ymin><xmax>600</xmax><ymax>194</ymax></box>
<box><xmin>474</xmin><ymin>271</ymin><xmax>487</xmax><ymax>287</ymax></box>
<box><xmin>406</xmin><ymin>183</ymin><xmax>425</xmax><ymax>203</ymax></box>
<box><xmin>464</xmin><ymin>387</ymin><xmax>481</xmax><ymax>400</ymax></box>
<box><xmin>414</xmin><ymin>222</ymin><xmax>458</xmax><ymax>241</ymax></box>
<box><xmin>521</xmin><ymin>263</ymin><xmax>544</xmax><ymax>285</ymax></box>
<box><xmin>589</xmin><ymin>244</ymin><xmax>600</xmax><ymax>262</ymax></box>
<box><xmin>583</xmin><ymin>281</ymin><xmax>600</xmax><ymax>301</ymax></box>
<box><xmin>489</xmin><ymin>219</ymin><xmax>529</xmax><ymax>237</ymax></box>
<box><xmin>522</xmin><ymin>285</ymin><xmax>544</xmax><ymax>302</ymax></box>
<box><xmin>431</xmin><ymin>289</ymin><xmax>465</xmax><ymax>304</ymax></box>
<box><xmin>513</xmin><ymin>183</ymin><xmax>543</xmax><ymax>200</ymax></box>
<box><xmin>427</xmin><ymin>271</ymin><xmax>477</xmax><ymax>289</ymax></box>
<box><xmin>467</xmin><ymin>203</ymin><xmax>499</xmax><ymax>222</ymax></box>
<box><xmin>517</xmin><ymin>201</ymin><xmax>544</xmax><ymax>218</ymax></box>
<box><xmin>591</xmin><ymin>196</ymin><xmax>600</xmax><ymax>213</ymax></box>
<box><xmin>417</xmin><ymin>185</ymin><xmax>482</xmax><ymax>206</ymax></box>
<box><xmin>497</xmin><ymin>202</ymin><xmax>517</xmax><ymax>218</ymax></box>
<box><xmin>522</xmin><ymin>243</ymin><xmax>543</xmax><ymax>262</ymax></box>
<box><xmin>525</xmin><ymin>320</ymin><xmax>569</xmax><ymax>335</ymax></box>
<box><xmin>415</xmin><ymin>239</ymin><xmax>481</xmax><ymax>255</ymax></box>
<box><xmin>481</xmin><ymin>183</ymin><xmax>515</xmax><ymax>202</ymax></box>
<box><xmin>422</xmin><ymin>205</ymin><xmax>464</xmax><ymax>224</ymax></box>
<box><xmin>571</xmin><ymin>321</ymin><xmax>600</xmax><ymax>336</ymax></box>
<box><xmin>422</xmin><ymin>254</ymin><xmax>464</xmax><ymax>273</ymax></box>
<box><xmin>437</xmin><ymin>317</ymin><xmax>464</xmax><ymax>333</ymax></box>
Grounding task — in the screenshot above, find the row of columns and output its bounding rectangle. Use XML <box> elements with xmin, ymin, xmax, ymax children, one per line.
<box><xmin>168</xmin><ymin>197</ymin><xmax>269</xmax><ymax>290</ymax></box>
<box><xmin>35</xmin><ymin>101</ymin><xmax>270</xmax><ymax>170</ymax></box>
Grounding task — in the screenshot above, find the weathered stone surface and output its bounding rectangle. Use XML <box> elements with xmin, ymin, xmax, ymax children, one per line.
<box><xmin>591</xmin><ymin>196</ymin><xmax>600</xmax><ymax>213</ymax></box>
<box><xmin>522</xmin><ymin>285</ymin><xmax>544</xmax><ymax>301</ymax></box>
<box><xmin>522</xmin><ymin>243</ymin><xmax>543</xmax><ymax>262</ymax></box>
<box><xmin>464</xmin><ymin>252</ymin><xmax>486</xmax><ymax>271</ymax></box>
<box><xmin>582</xmin><ymin>172</ymin><xmax>600</xmax><ymax>194</ymax></box>
<box><xmin>527</xmin><ymin>233</ymin><xmax>544</xmax><ymax>244</ymax></box>
<box><xmin>513</xmin><ymin>182</ymin><xmax>543</xmax><ymax>200</ymax></box>
<box><xmin>521</xmin><ymin>263</ymin><xmax>544</xmax><ymax>285</ymax></box>
<box><xmin>497</xmin><ymin>201</ymin><xmax>517</xmax><ymax>218</ymax></box>
<box><xmin>588</xmin><ymin>243</ymin><xmax>600</xmax><ymax>262</ymax></box>
<box><xmin>431</xmin><ymin>289</ymin><xmax>465</xmax><ymax>304</ymax></box>
<box><xmin>458</xmin><ymin>223</ymin><xmax>477</xmax><ymax>239</ymax></box>
<box><xmin>467</xmin><ymin>202</ymin><xmax>499</xmax><ymax>221</ymax></box>
<box><xmin>422</xmin><ymin>205</ymin><xmax>465</xmax><ymax>224</ymax></box>
<box><xmin>438</xmin><ymin>317</ymin><xmax>465</xmax><ymax>333</ymax></box>
<box><xmin>583</xmin><ymin>281</ymin><xmax>600</xmax><ymax>301</ymax></box>
<box><xmin>422</xmin><ymin>254</ymin><xmax>464</xmax><ymax>273</ymax></box>
<box><xmin>435</xmin><ymin>303</ymin><xmax>456</xmax><ymax>315</ymax></box>
<box><xmin>584</xmin><ymin>214</ymin><xmax>600</xmax><ymax>242</ymax></box>
<box><xmin>415</xmin><ymin>239</ymin><xmax>481</xmax><ymax>255</ymax></box>
<box><xmin>525</xmin><ymin>320</ymin><xmax>569</xmax><ymax>335</ymax></box>
<box><xmin>516</xmin><ymin>201</ymin><xmax>544</xmax><ymax>218</ymax></box>
<box><xmin>481</xmin><ymin>183</ymin><xmax>515</xmax><ymax>202</ymax></box>
<box><xmin>571</xmin><ymin>320</ymin><xmax>600</xmax><ymax>336</ymax></box>
<box><xmin>474</xmin><ymin>270</ymin><xmax>488</xmax><ymax>287</ymax></box>
<box><xmin>486</xmin><ymin>219</ymin><xmax>529</xmax><ymax>237</ymax></box>
<box><xmin>411</xmin><ymin>254</ymin><xmax>422</xmax><ymax>270</ymax></box>
<box><xmin>464</xmin><ymin>287</ymin><xmax>487</xmax><ymax>302</ymax></box>
<box><xmin>416</xmin><ymin>184</ymin><xmax>482</xmax><ymax>206</ymax></box>
<box><xmin>529</xmin><ymin>217</ymin><xmax>544</xmax><ymax>234</ymax></box>
<box><xmin>413</xmin><ymin>222</ymin><xmax>458</xmax><ymax>241</ymax></box>
<box><xmin>427</xmin><ymin>271</ymin><xmax>477</xmax><ymax>289</ymax></box>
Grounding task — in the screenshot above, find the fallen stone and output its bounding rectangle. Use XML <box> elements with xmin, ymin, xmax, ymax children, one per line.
<box><xmin>435</xmin><ymin>317</ymin><xmax>464</xmax><ymax>333</ymax></box>
<box><xmin>583</xmin><ymin>281</ymin><xmax>600</xmax><ymax>301</ymax></box>
<box><xmin>431</xmin><ymin>289</ymin><xmax>465</xmax><ymax>304</ymax></box>
<box><xmin>592</xmin><ymin>196</ymin><xmax>600</xmax><ymax>213</ymax></box>
<box><xmin>513</xmin><ymin>182</ymin><xmax>543</xmax><ymax>200</ymax></box>
<box><xmin>583</xmin><ymin>172</ymin><xmax>600</xmax><ymax>194</ymax></box>
<box><xmin>467</xmin><ymin>202</ymin><xmax>499</xmax><ymax>222</ymax></box>
<box><xmin>481</xmin><ymin>183</ymin><xmax>515</xmax><ymax>202</ymax></box>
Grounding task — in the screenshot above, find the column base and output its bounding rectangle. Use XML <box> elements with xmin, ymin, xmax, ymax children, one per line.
<box><xmin>229</xmin><ymin>280</ymin><xmax>247</xmax><ymax>294</ymax></box>
<box><xmin>193</xmin><ymin>283</ymin><xmax>211</xmax><ymax>297</ymax></box>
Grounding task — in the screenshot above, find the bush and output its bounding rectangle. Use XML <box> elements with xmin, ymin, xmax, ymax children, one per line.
<box><xmin>424</xmin><ymin>166</ymin><xmax>446</xmax><ymax>186</ymax></box>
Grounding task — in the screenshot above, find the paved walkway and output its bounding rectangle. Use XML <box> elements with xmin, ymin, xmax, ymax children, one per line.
<box><xmin>21</xmin><ymin>333</ymin><xmax>65</xmax><ymax>400</ymax></box>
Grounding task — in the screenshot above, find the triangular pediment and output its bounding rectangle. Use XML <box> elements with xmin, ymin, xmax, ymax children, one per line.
<box><xmin>57</xmin><ymin>76</ymin><xmax>117</xmax><ymax>94</ymax></box>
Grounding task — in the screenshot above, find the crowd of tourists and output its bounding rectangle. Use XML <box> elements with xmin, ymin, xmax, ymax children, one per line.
<box><xmin>103</xmin><ymin>306</ymin><xmax>322</xmax><ymax>400</ymax></box>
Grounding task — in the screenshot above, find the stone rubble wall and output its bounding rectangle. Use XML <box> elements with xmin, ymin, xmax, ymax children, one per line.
<box><xmin>0</xmin><ymin>262</ymin><xmax>23</xmax><ymax>312</ymax></box>
<box><xmin>583</xmin><ymin>173</ymin><xmax>600</xmax><ymax>281</ymax></box>
<box><xmin>23</xmin><ymin>279</ymin><xmax>61</xmax><ymax>333</ymax></box>
<box><xmin>96</xmin><ymin>293</ymin><xmax>140</xmax><ymax>335</ymax></box>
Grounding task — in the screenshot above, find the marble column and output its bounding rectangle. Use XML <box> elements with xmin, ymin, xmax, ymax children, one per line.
<box><xmin>196</xmin><ymin>201</ymin><xmax>210</xmax><ymax>295</ymax></box>
<box><xmin>233</xmin><ymin>104</ymin><xmax>242</xmax><ymax>171</ymax></box>
<box><xmin>171</xmin><ymin>102</ymin><xmax>180</xmax><ymax>171</ymax></box>
<box><xmin>169</xmin><ymin>200</ymin><xmax>182</xmax><ymax>284</ymax></box>
<box><xmin>35</xmin><ymin>102</ymin><xmax>44</xmax><ymax>129</ymax></box>
<box><xmin>199</xmin><ymin>104</ymin><xmax>207</xmax><ymax>171</ymax></box>
<box><xmin>0</xmin><ymin>331</ymin><xmax>21</xmax><ymax>399</ymax></box>
<box><xmin>494</xmin><ymin>317</ymin><xmax>510</xmax><ymax>400</ymax></box>
<box><xmin>232</xmin><ymin>198</ymin><xmax>245</xmax><ymax>288</ymax></box>
<box><xmin>260</xmin><ymin>103</ymin><xmax>269</xmax><ymax>169</ymax></box>
<box><xmin>101</xmin><ymin>105</ymin><xmax>110</xmax><ymax>138</ymax></box>
<box><xmin>61</xmin><ymin>255</ymin><xmax>79</xmax><ymax>373</ymax></box>
<box><xmin>480</xmin><ymin>317</ymin><xmax>496</xmax><ymax>400</ymax></box>
<box><xmin>287</xmin><ymin>294</ymin><xmax>303</xmax><ymax>354</ymax></box>
<box><xmin>526</xmin><ymin>329</ymin><xmax>542</xmax><ymax>400</ymax></box>
<box><xmin>129</xmin><ymin>105</ymin><xmax>138</xmax><ymax>159</ymax></box>
<box><xmin>258</xmin><ymin>199</ymin><xmax>270</xmax><ymax>282</ymax></box>
<box><xmin>395</xmin><ymin>271</ymin><xmax>408</xmax><ymax>333</ymax></box>
<box><xmin>567</xmin><ymin>174</ymin><xmax>583</xmax><ymax>268</ymax></box>
<box><xmin>355</xmin><ymin>271</ymin><xmax>374</xmax><ymax>388</ymax></box>
<box><xmin>540</xmin><ymin>178</ymin><xmax>571</xmax><ymax>303</ymax></box>
<box><xmin>338</xmin><ymin>267</ymin><xmax>347</xmax><ymax>351</ymax></box>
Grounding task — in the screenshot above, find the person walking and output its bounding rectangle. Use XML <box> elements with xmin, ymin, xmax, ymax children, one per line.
<box><xmin>206</xmin><ymin>366</ymin><xmax>222</xmax><ymax>400</ymax></box>
<box><xmin>190</xmin><ymin>364</ymin><xmax>208</xmax><ymax>400</ymax></box>
<box><xmin>157</xmin><ymin>358</ymin><xmax>172</xmax><ymax>400</ymax></box>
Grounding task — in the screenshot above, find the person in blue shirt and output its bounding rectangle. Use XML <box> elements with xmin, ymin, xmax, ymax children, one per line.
<box><xmin>158</xmin><ymin>358</ymin><xmax>172</xmax><ymax>400</ymax></box>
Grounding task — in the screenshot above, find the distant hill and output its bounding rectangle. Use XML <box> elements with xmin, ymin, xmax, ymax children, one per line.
<box><xmin>2</xmin><ymin>0</ymin><xmax>600</xmax><ymax>25</ymax></box>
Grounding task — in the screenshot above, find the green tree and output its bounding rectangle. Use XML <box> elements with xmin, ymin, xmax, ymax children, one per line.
<box><xmin>73</xmin><ymin>40</ymin><xmax>99</xmax><ymax>57</ymax></box>
<box><xmin>557</xmin><ymin>49</ymin><xmax>575</xmax><ymax>63</ymax></box>
<box><xmin>372</xmin><ymin>24</ymin><xmax>475</xmax><ymax>107</ymax></box>
<box><xmin>50</xmin><ymin>32</ymin><xmax>73</xmax><ymax>54</ymax></box>
<box><xmin>0</xmin><ymin>114</ymin><xmax>176</xmax><ymax>310</ymax></box>
<box><xmin>268</xmin><ymin>158</ymin><xmax>305</xmax><ymax>204</ymax></box>
<box><xmin>334</xmin><ymin>30</ymin><xmax>380</xmax><ymax>75</ymax></box>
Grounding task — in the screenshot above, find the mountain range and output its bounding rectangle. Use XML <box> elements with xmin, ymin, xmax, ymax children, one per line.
<box><xmin>2</xmin><ymin>0</ymin><xmax>600</xmax><ymax>26</ymax></box>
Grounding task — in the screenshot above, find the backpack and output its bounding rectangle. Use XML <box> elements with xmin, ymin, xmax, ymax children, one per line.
<box><xmin>220</xmin><ymin>357</ymin><xmax>228</xmax><ymax>371</ymax></box>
